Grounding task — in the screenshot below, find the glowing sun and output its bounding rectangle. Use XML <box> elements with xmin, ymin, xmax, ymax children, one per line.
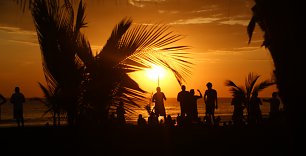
<box><xmin>146</xmin><ymin>65</ymin><xmax>166</xmax><ymax>80</ymax></box>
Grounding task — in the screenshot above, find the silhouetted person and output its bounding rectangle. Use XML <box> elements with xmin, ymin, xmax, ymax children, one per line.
<box><xmin>165</xmin><ymin>114</ymin><xmax>174</xmax><ymax>127</ymax></box>
<box><xmin>0</xmin><ymin>93</ymin><xmax>7</xmax><ymax>121</ymax></box>
<box><xmin>10</xmin><ymin>87</ymin><xmax>25</xmax><ymax>127</ymax></box>
<box><xmin>204</xmin><ymin>82</ymin><xmax>218</xmax><ymax>125</ymax></box>
<box><xmin>116</xmin><ymin>101</ymin><xmax>126</xmax><ymax>125</ymax></box>
<box><xmin>176</xmin><ymin>113</ymin><xmax>183</xmax><ymax>127</ymax></box>
<box><xmin>0</xmin><ymin>94</ymin><xmax>6</xmax><ymax>105</ymax></box>
<box><xmin>214</xmin><ymin>116</ymin><xmax>221</xmax><ymax>126</ymax></box>
<box><xmin>248</xmin><ymin>92</ymin><xmax>263</xmax><ymax>125</ymax></box>
<box><xmin>148</xmin><ymin>112</ymin><xmax>158</xmax><ymax>127</ymax></box>
<box><xmin>152</xmin><ymin>87</ymin><xmax>167</xmax><ymax>120</ymax></box>
<box><xmin>177</xmin><ymin>85</ymin><xmax>190</xmax><ymax>117</ymax></box>
<box><xmin>137</xmin><ymin>114</ymin><xmax>147</xmax><ymax>127</ymax></box>
<box><xmin>189</xmin><ymin>89</ymin><xmax>202</xmax><ymax>122</ymax></box>
<box><xmin>263</xmin><ymin>92</ymin><xmax>281</xmax><ymax>119</ymax></box>
<box><xmin>203</xmin><ymin>115</ymin><xmax>213</xmax><ymax>126</ymax></box>
<box><xmin>231</xmin><ymin>94</ymin><xmax>245</xmax><ymax>126</ymax></box>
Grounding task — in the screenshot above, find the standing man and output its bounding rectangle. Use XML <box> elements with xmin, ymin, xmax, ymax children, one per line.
<box><xmin>152</xmin><ymin>87</ymin><xmax>167</xmax><ymax>120</ymax></box>
<box><xmin>177</xmin><ymin>85</ymin><xmax>190</xmax><ymax>117</ymax></box>
<box><xmin>263</xmin><ymin>92</ymin><xmax>281</xmax><ymax>119</ymax></box>
<box><xmin>204</xmin><ymin>82</ymin><xmax>218</xmax><ymax>125</ymax></box>
<box><xmin>0</xmin><ymin>93</ymin><xmax>7</xmax><ymax>120</ymax></box>
<box><xmin>10</xmin><ymin>86</ymin><xmax>25</xmax><ymax>127</ymax></box>
<box><xmin>189</xmin><ymin>89</ymin><xmax>202</xmax><ymax>122</ymax></box>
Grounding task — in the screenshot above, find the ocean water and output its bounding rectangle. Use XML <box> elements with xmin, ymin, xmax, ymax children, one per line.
<box><xmin>0</xmin><ymin>97</ymin><xmax>271</xmax><ymax>127</ymax></box>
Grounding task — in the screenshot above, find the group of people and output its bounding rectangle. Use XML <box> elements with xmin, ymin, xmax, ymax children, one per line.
<box><xmin>148</xmin><ymin>82</ymin><xmax>282</xmax><ymax>127</ymax></box>
<box><xmin>0</xmin><ymin>86</ymin><xmax>26</xmax><ymax>127</ymax></box>
<box><xmin>231</xmin><ymin>91</ymin><xmax>282</xmax><ymax>126</ymax></box>
<box><xmin>177</xmin><ymin>82</ymin><xmax>218</xmax><ymax>125</ymax></box>
<box><xmin>2</xmin><ymin>84</ymin><xmax>282</xmax><ymax>128</ymax></box>
<box><xmin>150</xmin><ymin>82</ymin><xmax>218</xmax><ymax>126</ymax></box>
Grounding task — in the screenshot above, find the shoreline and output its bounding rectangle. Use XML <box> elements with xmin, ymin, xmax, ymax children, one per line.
<box><xmin>0</xmin><ymin>114</ymin><xmax>270</xmax><ymax>128</ymax></box>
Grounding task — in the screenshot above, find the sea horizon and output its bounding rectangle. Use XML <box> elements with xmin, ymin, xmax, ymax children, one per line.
<box><xmin>0</xmin><ymin>97</ymin><xmax>274</xmax><ymax>127</ymax></box>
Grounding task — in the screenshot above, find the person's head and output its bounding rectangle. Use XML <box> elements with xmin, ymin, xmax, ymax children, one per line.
<box><xmin>15</xmin><ymin>87</ymin><xmax>20</xmax><ymax>93</ymax></box>
<box><xmin>181</xmin><ymin>85</ymin><xmax>186</xmax><ymax>91</ymax></box>
<box><xmin>272</xmin><ymin>92</ymin><xmax>278</xmax><ymax>98</ymax></box>
<box><xmin>206</xmin><ymin>82</ymin><xmax>212</xmax><ymax>89</ymax></box>
<box><xmin>139</xmin><ymin>114</ymin><xmax>143</xmax><ymax>118</ymax></box>
<box><xmin>156</xmin><ymin>87</ymin><xmax>161</xmax><ymax>92</ymax></box>
<box><xmin>190</xmin><ymin>89</ymin><xmax>195</xmax><ymax>95</ymax></box>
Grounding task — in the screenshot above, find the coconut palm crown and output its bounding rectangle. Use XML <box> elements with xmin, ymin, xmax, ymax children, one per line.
<box><xmin>225</xmin><ymin>72</ymin><xmax>275</xmax><ymax>120</ymax></box>
<box><xmin>30</xmin><ymin>0</ymin><xmax>192</xmax><ymax>126</ymax></box>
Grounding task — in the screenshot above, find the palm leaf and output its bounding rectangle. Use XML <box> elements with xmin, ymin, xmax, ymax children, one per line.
<box><xmin>245</xmin><ymin>72</ymin><xmax>260</xmax><ymax>98</ymax></box>
<box><xmin>247</xmin><ymin>16</ymin><xmax>256</xmax><ymax>44</ymax></box>
<box><xmin>225</xmin><ymin>80</ymin><xmax>246</xmax><ymax>98</ymax></box>
<box><xmin>252</xmin><ymin>80</ymin><xmax>275</xmax><ymax>95</ymax></box>
<box><xmin>74</xmin><ymin>0</ymin><xmax>87</xmax><ymax>32</ymax></box>
<box><xmin>116</xmin><ymin>21</ymin><xmax>192</xmax><ymax>85</ymax></box>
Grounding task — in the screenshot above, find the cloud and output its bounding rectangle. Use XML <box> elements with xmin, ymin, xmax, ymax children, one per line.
<box><xmin>128</xmin><ymin>0</ymin><xmax>165</xmax><ymax>8</ymax></box>
<box><xmin>0</xmin><ymin>25</ymin><xmax>38</xmax><ymax>46</ymax></box>
<box><xmin>157</xmin><ymin>10</ymin><xmax>179</xmax><ymax>14</ymax></box>
<box><xmin>8</xmin><ymin>39</ymin><xmax>38</xmax><ymax>46</ymax></box>
<box><xmin>0</xmin><ymin>25</ymin><xmax>36</xmax><ymax>36</ymax></box>
<box><xmin>205</xmin><ymin>46</ymin><xmax>263</xmax><ymax>54</ymax></box>
<box><xmin>170</xmin><ymin>17</ymin><xmax>220</xmax><ymax>25</ymax></box>
<box><xmin>219</xmin><ymin>19</ymin><xmax>250</xmax><ymax>26</ymax></box>
<box><xmin>191</xmin><ymin>8</ymin><xmax>215</xmax><ymax>14</ymax></box>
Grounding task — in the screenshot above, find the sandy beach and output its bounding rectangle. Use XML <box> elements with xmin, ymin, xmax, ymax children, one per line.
<box><xmin>0</xmin><ymin>118</ymin><xmax>297</xmax><ymax>156</ymax></box>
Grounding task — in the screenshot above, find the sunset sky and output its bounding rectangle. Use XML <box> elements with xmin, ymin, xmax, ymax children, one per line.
<box><xmin>0</xmin><ymin>0</ymin><xmax>277</xmax><ymax>98</ymax></box>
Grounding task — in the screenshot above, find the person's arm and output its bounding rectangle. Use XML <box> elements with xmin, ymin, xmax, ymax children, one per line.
<box><xmin>197</xmin><ymin>89</ymin><xmax>202</xmax><ymax>98</ymax></box>
<box><xmin>10</xmin><ymin>94</ymin><xmax>14</xmax><ymax>103</ymax></box>
<box><xmin>0</xmin><ymin>94</ymin><xmax>6</xmax><ymax>105</ymax></box>
<box><xmin>163</xmin><ymin>93</ymin><xmax>166</xmax><ymax>101</ymax></box>
<box><xmin>152</xmin><ymin>94</ymin><xmax>155</xmax><ymax>102</ymax></box>
<box><xmin>204</xmin><ymin>91</ymin><xmax>207</xmax><ymax>104</ymax></box>
<box><xmin>215</xmin><ymin>91</ymin><xmax>218</xmax><ymax>109</ymax></box>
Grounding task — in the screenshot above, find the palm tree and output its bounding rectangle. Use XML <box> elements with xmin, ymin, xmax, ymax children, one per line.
<box><xmin>225</xmin><ymin>72</ymin><xmax>275</xmax><ymax>125</ymax></box>
<box><xmin>29</xmin><ymin>0</ymin><xmax>192</xmax><ymax>126</ymax></box>
<box><xmin>247</xmin><ymin>0</ymin><xmax>305</xmax><ymax>130</ymax></box>
<box><xmin>34</xmin><ymin>83</ymin><xmax>64</xmax><ymax>126</ymax></box>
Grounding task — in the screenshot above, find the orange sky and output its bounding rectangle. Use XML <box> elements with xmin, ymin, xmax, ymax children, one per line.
<box><xmin>0</xmin><ymin>0</ymin><xmax>277</xmax><ymax>98</ymax></box>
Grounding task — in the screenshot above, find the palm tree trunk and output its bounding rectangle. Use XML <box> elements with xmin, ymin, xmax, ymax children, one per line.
<box><xmin>53</xmin><ymin>112</ymin><xmax>56</xmax><ymax>126</ymax></box>
<box><xmin>254</xmin><ymin>0</ymin><xmax>306</xmax><ymax>143</ymax></box>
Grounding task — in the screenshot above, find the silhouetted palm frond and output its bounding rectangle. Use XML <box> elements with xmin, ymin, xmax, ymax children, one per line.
<box><xmin>31</xmin><ymin>0</ymin><xmax>86</xmax><ymax>125</ymax></box>
<box><xmin>106</xmin><ymin>20</ymin><xmax>193</xmax><ymax>85</ymax></box>
<box><xmin>245</xmin><ymin>72</ymin><xmax>260</xmax><ymax>98</ymax></box>
<box><xmin>30</xmin><ymin>0</ymin><xmax>192</xmax><ymax>126</ymax></box>
<box><xmin>38</xmin><ymin>82</ymin><xmax>64</xmax><ymax>126</ymax></box>
<box><xmin>225</xmin><ymin>72</ymin><xmax>274</xmax><ymax>117</ymax></box>
<box><xmin>252</xmin><ymin>80</ymin><xmax>275</xmax><ymax>95</ymax></box>
<box><xmin>225</xmin><ymin>80</ymin><xmax>246</xmax><ymax>98</ymax></box>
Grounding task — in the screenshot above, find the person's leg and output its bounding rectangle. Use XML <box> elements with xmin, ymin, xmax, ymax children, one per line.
<box><xmin>212</xmin><ymin>112</ymin><xmax>216</xmax><ymax>125</ymax></box>
<box><xmin>17</xmin><ymin>118</ymin><xmax>20</xmax><ymax>127</ymax></box>
<box><xmin>21</xmin><ymin>117</ymin><xmax>24</xmax><ymax>127</ymax></box>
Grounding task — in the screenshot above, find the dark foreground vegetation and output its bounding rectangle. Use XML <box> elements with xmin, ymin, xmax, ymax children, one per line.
<box><xmin>1</xmin><ymin>121</ymin><xmax>297</xmax><ymax>156</ymax></box>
